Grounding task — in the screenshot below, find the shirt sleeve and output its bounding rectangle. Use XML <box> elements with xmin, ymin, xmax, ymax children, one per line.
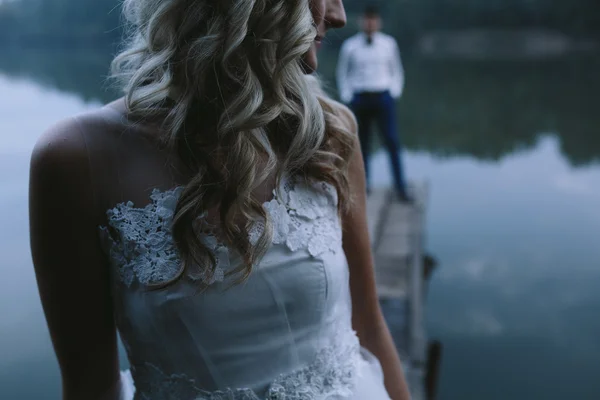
<box><xmin>389</xmin><ymin>39</ymin><xmax>405</xmax><ymax>99</ymax></box>
<box><xmin>336</xmin><ymin>40</ymin><xmax>354</xmax><ymax>104</ymax></box>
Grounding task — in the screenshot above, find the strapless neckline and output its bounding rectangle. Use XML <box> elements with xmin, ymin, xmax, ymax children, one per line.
<box><xmin>99</xmin><ymin>177</ymin><xmax>341</xmax><ymax>288</ymax></box>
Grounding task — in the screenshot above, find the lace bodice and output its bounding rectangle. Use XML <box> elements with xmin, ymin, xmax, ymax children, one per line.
<box><xmin>99</xmin><ymin>178</ymin><xmax>365</xmax><ymax>400</ymax></box>
<box><xmin>101</xmin><ymin>178</ymin><xmax>342</xmax><ymax>288</ymax></box>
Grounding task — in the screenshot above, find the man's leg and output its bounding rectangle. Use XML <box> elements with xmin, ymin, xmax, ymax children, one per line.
<box><xmin>350</xmin><ymin>95</ymin><xmax>374</xmax><ymax>193</ymax></box>
<box><xmin>375</xmin><ymin>92</ymin><xmax>409</xmax><ymax>199</ymax></box>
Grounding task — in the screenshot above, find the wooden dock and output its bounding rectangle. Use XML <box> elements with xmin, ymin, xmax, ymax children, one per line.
<box><xmin>368</xmin><ymin>183</ymin><xmax>432</xmax><ymax>400</ymax></box>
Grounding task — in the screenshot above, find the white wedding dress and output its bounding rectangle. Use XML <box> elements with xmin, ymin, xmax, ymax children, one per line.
<box><xmin>99</xmin><ymin>175</ymin><xmax>391</xmax><ymax>400</ymax></box>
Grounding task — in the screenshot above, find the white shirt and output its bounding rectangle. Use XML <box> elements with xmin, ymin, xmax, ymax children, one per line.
<box><xmin>336</xmin><ymin>32</ymin><xmax>405</xmax><ymax>104</ymax></box>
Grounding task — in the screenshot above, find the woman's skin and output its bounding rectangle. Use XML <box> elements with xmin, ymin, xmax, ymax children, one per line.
<box><xmin>337</xmin><ymin>107</ymin><xmax>412</xmax><ymax>400</ymax></box>
<box><xmin>28</xmin><ymin>1</ymin><xmax>410</xmax><ymax>399</ymax></box>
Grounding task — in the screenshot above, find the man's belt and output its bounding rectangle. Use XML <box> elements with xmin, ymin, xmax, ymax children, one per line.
<box><xmin>356</xmin><ymin>90</ymin><xmax>387</xmax><ymax>97</ymax></box>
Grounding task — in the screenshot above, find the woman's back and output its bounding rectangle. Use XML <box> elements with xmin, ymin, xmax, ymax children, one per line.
<box><xmin>68</xmin><ymin>102</ymin><xmax>379</xmax><ymax>399</ymax></box>
<box><xmin>100</xmin><ymin>154</ymin><xmax>360</xmax><ymax>398</ymax></box>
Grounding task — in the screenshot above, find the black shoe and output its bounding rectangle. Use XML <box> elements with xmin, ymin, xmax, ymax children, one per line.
<box><xmin>396</xmin><ymin>191</ymin><xmax>414</xmax><ymax>204</ymax></box>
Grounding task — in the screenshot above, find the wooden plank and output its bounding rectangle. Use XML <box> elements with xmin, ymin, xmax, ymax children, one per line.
<box><xmin>406</xmin><ymin>367</ymin><xmax>426</xmax><ymax>400</ymax></box>
<box><xmin>408</xmin><ymin>182</ymin><xmax>429</xmax><ymax>369</ymax></box>
<box><xmin>374</xmin><ymin>257</ymin><xmax>410</xmax><ymax>297</ymax></box>
<box><xmin>377</xmin><ymin>235</ymin><xmax>413</xmax><ymax>258</ymax></box>
<box><xmin>367</xmin><ymin>181</ymin><xmax>430</xmax><ymax>400</ymax></box>
<box><xmin>381</xmin><ymin>298</ymin><xmax>410</xmax><ymax>355</ymax></box>
<box><xmin>366</xmin><ymin>189</ymin><xmax>388</xmax><ymax>245</ymax></box>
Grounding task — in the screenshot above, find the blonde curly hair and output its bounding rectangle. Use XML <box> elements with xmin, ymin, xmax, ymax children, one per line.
<box><xmin>111</xmin><ymin>0</ymin><xmax>355</xmax><ymax>286</ymax></box>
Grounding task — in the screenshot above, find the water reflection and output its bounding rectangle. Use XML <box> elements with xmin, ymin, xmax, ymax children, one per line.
<box><xmin>398</xmin><ymin>54</ymin><xmax>600</xmax><ymax>167</ymax></box>
<box><xmin>3</xmin><ymin>47</ymin><xmax>599</xmax><ymax>167</ymax></box>
<box><xmin>0</xmin><ymin>48</ymin><xmax>117</xmax><ymax>104</ymax></box>
<box><xmin>1</xmin><ymin>48</ymin><xmax>600</xmax><ymax>399</ymax></box>
<box><xmin>371</xmin><ymin>137</ymin><xmax>600</xmax><ymax>399</ymax></box>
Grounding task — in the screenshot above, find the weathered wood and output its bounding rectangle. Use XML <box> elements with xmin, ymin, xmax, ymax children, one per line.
<box><xmin>367</xmin><ymin>182</ymin><xmax>430</xmax><ymax>400</ymax></box>
<box><xmin>369</xmin><ymin>183</ymin><xmax>428</xmax><ymax>298</ymax></box>
<box><xmin>408</xmin><ymin>182</ymin><xmax>429</xmax><ymax>367</ymax></box>
<box><xmin>366</xmin><ymin>189</ymin><xmax>389</xmax><ymax>244</ymax></box>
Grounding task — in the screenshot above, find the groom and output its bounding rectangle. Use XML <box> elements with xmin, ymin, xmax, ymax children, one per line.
<box><xmin>336</xmin><ymin>5</ymin><xmax>411</xmax><ymax>202</ymax></box>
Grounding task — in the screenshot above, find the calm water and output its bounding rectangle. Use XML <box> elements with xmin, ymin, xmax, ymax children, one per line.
<box><xmin>1</xmin><ymin>48</ymin><xmax>600</xmax><ymax>400</ymax></box>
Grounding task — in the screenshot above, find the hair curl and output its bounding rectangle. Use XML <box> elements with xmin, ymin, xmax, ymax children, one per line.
<box><xmin>111</xmin><ymin>0</ymin><xmax>355</xmax><ymax>287</ymax></box>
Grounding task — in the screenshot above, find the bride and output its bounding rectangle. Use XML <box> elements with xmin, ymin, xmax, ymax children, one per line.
<box><xmin>29</xmin><ymin>0</ymin><xmax>411</xmax><ymax>399</ymax></box>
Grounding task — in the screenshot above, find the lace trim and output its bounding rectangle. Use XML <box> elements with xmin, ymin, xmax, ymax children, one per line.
<box><xmin>99</xmin><ymin>178</ymin><xmax>341</xmax><ymax>287</ymax></box>
<box><xmin>131</xmin><ymin>331</ymin><xmax>361</xmax><ymax>400</ymax></box>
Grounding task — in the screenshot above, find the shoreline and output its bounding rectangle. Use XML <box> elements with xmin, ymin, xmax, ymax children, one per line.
<box><xmin>418</xmin><ymin>28</ymin><xmax>598</xmax><ymax>59</ymax></box>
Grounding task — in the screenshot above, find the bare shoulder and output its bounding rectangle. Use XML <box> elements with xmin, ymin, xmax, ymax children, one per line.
<box><xmin>31</xmin><ymin>103</ymin><xmax>124</xmax><ymax>178</ymax></box>
<box><xmin>30</xmin><ymin>103</ymin><xmax>130</xmax><ymax>222</ymax></box>
<box><xmin>31</xmin><ymin>116</ymin><xmax>89</xmax><ymax>182</ymax></box>
<box><xmin>29</xmin><ymin>116</ymin><xmax>94</xmax><ymax>230</ymax></box>
<box><xmin>29</xmin><ymin>111</ymin><xmax>122</xmax><ymax>399</ymax></box>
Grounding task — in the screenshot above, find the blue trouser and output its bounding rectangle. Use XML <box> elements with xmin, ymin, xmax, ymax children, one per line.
<box><xmin>350</xmin><ymin>91</ymin><xmax>407</xmax><ymax>195</ymax></box>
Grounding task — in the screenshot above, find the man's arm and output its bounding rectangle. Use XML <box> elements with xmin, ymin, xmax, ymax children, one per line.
<box><xmin>336</xmin><ymin>40</ymin><xmax>354</xmax><ymax>104</ymax></box>
<box><xmin>389</xmin><ymin>39</ymin><xmax>405</xmax><ymax>99</ymax></box>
